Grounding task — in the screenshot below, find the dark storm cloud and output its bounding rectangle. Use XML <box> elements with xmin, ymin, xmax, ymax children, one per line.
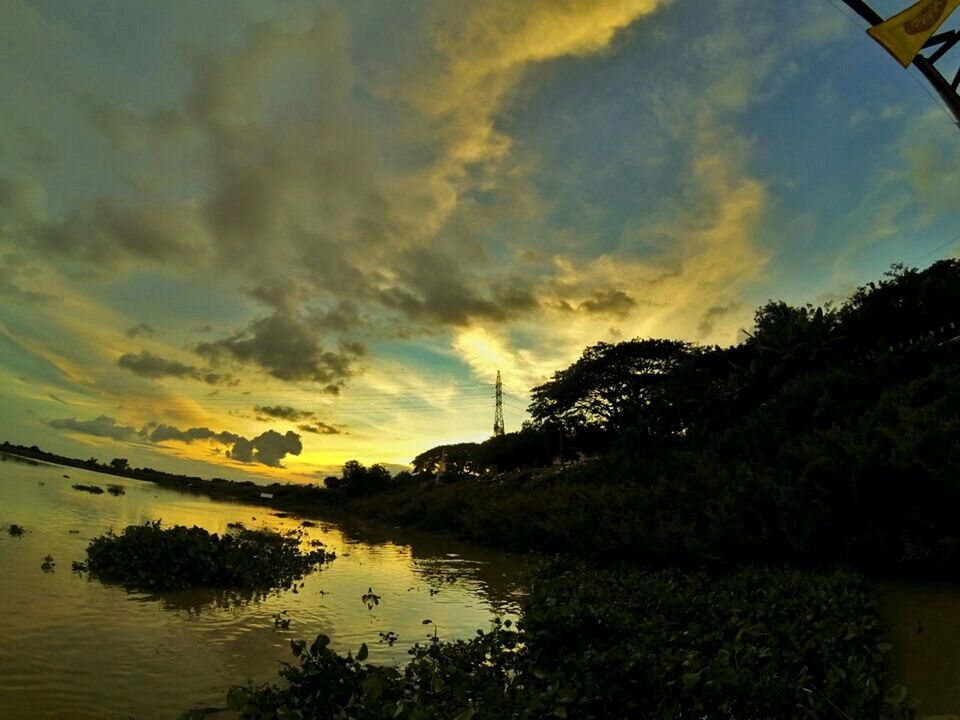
<box><xmin>117</xmin><ymin>350</ymin><xmax>236</xmax><ymax>386</ymax></box>
<box><xmin>195</xmin><ymin>310</ymin><xmax>364</xmax><ymax>390</ymax></box>
<box><xmin>49</xmin><ymin>415</ymin><xmax>137</xmax><ymax>441</ymax></box>
<box><xmin>697</xmin><ymin>302</ymin><xmax>742</xmax><ymax>338</ymax></box>
<box><xmin>125</xmin><ymin>323</ymin><xmax>155</xmax><ymax>338</ymax></box>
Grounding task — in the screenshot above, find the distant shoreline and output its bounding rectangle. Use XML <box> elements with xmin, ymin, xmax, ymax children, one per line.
<box><xmin>0</xmin><ymin>442</ymin><xmax>338</xmax><ymax>516</ymax></box>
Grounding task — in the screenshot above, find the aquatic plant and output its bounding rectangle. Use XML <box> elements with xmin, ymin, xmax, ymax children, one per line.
<box><xmin>40</xmin><ymin>555</ymin><xmax>55</xmax><ymax>572</ymax></box>
<box><xmin>85</xmin><ymin>521</ymin><xmax>333</xmax><ymax>592</ymax></box>
<box><xmin>361</xmin><ymin>587</ymin><xmax>381</xmax><ymax>609</ymax></box>
<box><xmin>221</xmin><ymin>564</ymin><xmax>914</xmax><ymax>720</ymax></box>
<box><xmin>72</xmin><ymin>484</ymin><xmax>104</xmax><ymax>494</ymax></box>
<box><xmin>71</xmin><ymin>560</ymin><xmax>87</xmax><ymax>573</ymax></box>
<box><xmin>273</xmin><ymin>612</ymin><xmax>291</xmax><ymax>630</ymax></box>
<box><xmin>106</xmin><ymin>485</ymin><xmax>125</xmax><ymax>496</ymax></box>
<box><xmin>8</xmin><ymin>524</ymin><xmax>25</xmax><ymax>537</ymax></box>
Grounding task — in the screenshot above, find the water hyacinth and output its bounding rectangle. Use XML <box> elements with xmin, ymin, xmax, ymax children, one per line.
<box><xmin>86</xmin><ymin>520</ymin><xmax>334</xmax><ymax>592</ymax></box>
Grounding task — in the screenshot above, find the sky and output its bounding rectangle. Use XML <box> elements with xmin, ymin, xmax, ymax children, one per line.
<box><xmin>1</xmin><ymin>0</ymin><xmax>959</xmax><ymax>484</ymax></box>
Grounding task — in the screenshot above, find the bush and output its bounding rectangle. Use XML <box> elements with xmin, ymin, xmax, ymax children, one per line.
<box><xmin>86</xmin><ymin>521</ymin><xmax>333</xmax><ymax>592</ymax></box>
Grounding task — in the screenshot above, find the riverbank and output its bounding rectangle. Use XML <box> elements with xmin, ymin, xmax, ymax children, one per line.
<box><xmin>0</xmin><ymin>445</ymin><xmax>943</xmax><ymax>717</ymax></box>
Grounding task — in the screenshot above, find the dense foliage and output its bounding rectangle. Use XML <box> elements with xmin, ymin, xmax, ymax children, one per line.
<box><xmin>214</xmin><ymin>563</ymin><xmax>911</xmax><ymax>720</ymax></box>
<box><xmin>85</xmin><ymin>521</ymin><xmax>333</xmax><ymax>592</ymax></box>
<box><xmin>345</xmin><ymin>261</ymin><xmax>960</xmax><ymax>576</ymax></box>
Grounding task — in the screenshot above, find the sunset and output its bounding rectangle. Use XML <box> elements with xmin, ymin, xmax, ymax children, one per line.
<box><xmin>3</xmin><ymin>1</ymin><xmax>960</xmax><ymax>717</ymax></box>
<box><xmin>2</xmin><ymin>0</ymin><xmax>958</xmax><ymax>481</ymax></box>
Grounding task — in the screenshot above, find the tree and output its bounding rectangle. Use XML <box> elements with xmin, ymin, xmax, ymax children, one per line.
<box><xmin>528</xmin><ymin>338</ymin><xmax>696</xmax><ymax>438</ymax></box>
<box><xmin>109</xmin><ymin>457</ymin><xmax>129</xmax><ymax>471</ymax></box>
<box><xmin>411</xmin><ymin>443</ymin><xmax>482</xmax><ymax>479</ymax></box>
<box><xmin>324</xmin><ymin>460</ymin><xmax>391</xmax><ymax>497</ymax></box>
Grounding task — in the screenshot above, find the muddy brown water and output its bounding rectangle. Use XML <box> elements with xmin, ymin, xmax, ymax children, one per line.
<box><xmin>0</xmin><ymin>456</ymin><xmax>527</xmax><ymax>719</ymax></box>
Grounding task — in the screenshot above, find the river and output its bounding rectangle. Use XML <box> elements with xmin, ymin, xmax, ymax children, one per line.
<box><xmin>0</xmin><ymin>454</ymin><xmax>527</xmax><ymax>719</ymax></box>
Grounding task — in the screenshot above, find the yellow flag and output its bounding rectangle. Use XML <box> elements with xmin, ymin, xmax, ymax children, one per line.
<box><xmin>867</xmin><ymin>0</ymin><xmax>960</xmax><ymax>67</ymax></box>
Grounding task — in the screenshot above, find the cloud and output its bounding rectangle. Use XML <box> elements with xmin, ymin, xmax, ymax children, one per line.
<box><xmin>696</xmin><ymin>302</ymin><xmax>742</xmax><ymax>339</ymax></box>
<box><xmin>49</xmin><ymin>415</ymin><xmax>136</xmax><ymax>441</ymax></box>
<box><xmin>297</xmin><ymin>422</ymin><xmax>341</xmax><ymax>435</ymax></box>
<box><xmin>195</xmin><ymin>309</ymin><xmax>364</xmax><ymax>390</ymax></box>
<box><xmin>255</xmin><ymin>405</ymin><xmax>313</xmax><ymax>422</ymax></box>
<box><xmin>226</xmin><ymin>429</ymin><xmax>302</xmax><ymax>467</ymax></box>
<box><xmin>147</xmin><ymin>424</ymin><xmax>240</xmax><ymax>445</ymax></box>
<box><xmin>579</xmin><ymin>289</ymin><xmax>636</xmax><ymax>317</ymax></box>
<box><xmin>117</xmin><ymin>350</ymin><xmax>236</xmax><ymax>385</ymax></box>
<box><xmin>0</xmin><ymin>252</ymin><xmax>57</xmax><ymax>304</ymax></box>
<box><xmin>148</xmin><ymin>423</ymin><xmax>302</xmax><ymax>467</ymax></box>
<box><xmin>39</xmin><ymin>197</ymin><xmax>212</xmax><ymax>266</ymax></box>
<box><xmin>45</xmin><ymin>2</ymin><xmax>670</xmax><ymax>337</ymax></box>
<box><xmin>125</xmin><ymin>323</ymin><xmax>155</xmax><ymax>338</ymax></box>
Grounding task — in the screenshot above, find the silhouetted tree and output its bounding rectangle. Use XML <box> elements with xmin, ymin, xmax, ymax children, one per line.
<box><xmin>528</xmin><ymin>338</ymin><xmax>696</xmax><ymax>440</ymax></box>
<box><xmin>324</xmin><ymin>460</ymin><xmax>391</xmax><ymax>497</ymax></box>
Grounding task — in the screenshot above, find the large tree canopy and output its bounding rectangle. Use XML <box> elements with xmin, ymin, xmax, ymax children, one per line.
<box><xmin>528</xmin><ymin>338</ymin><xmax>696</xmax><ymax>437</ymax></box>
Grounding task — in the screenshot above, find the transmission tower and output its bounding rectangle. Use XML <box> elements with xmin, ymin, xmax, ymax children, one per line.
<box><xmin>493</xmin><ymin>370</ymin><xmax>505</xmax><ymax>437</ymax></box>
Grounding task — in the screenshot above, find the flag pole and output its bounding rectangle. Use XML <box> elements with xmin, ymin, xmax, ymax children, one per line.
<box><xmin>840</xmin><ymin>0</ymin><xmax>960</xmax><ymax>127</ymax></box>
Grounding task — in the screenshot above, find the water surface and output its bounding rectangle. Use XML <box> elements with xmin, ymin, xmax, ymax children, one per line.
<box><xmin>0</xmin><ymin>455</ymin><xmax>527</xmax><ymax>719</ymax></box>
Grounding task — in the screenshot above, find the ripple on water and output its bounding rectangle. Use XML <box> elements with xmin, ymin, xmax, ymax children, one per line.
<box><xmin>0</xmin><ymin>459</ymin><xmax>527</xmax><ymax>719</ymax></box>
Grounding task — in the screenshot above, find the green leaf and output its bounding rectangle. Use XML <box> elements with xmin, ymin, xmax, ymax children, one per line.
<box><xmin>357</xmin><ymin>642</ymin><xmax>369</xmax><ymax>661</ymax></box>
<box><xmin>452</xmin><ymin>708</ymin><xmax>476</xmax><ymax>720</ymax></box>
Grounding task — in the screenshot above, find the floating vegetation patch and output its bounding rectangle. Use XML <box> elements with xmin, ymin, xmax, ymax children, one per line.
<box><xmin>85</xmin><ymin>521</ymin><xmax>334</xmax><ymax>592</ymax></box>
<box><xmin>71</xmin><ymin>560</ymin><xmax>87</xmax><ymax>573</ymax></box>
<box><xmin>226</xmin><ymin>521</ymin><xmax>245</xmax><ymax>530</ymax></box>
<box><xmin>106</xmin><ymin>485</ymin><xmax>125</xmax><ymax>496</ymax></box>
<box><xmin>72</xmin><ymin>484</ymin><xmax>104</xmax><ymax>494</ymax></box>
<box><xmin>40</xmin><ymin>555</ymin><xmax>55</xmax><ymax>572</ymax></box>
<box><xmin>8</xmin><ymin>524</ymin><xmax>26</xmax><ymax>537</ymax></box>
<box><xmin>360</xmin><ymin>587</ymin><xmax>381</xmax><ymax>609</ymax></box>
<box><xmin>300</xmin><ymin>520</ymin><xmax>317</xmax><ymax>528</ymax></box>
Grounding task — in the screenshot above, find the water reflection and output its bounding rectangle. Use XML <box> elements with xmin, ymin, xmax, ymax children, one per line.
<box><xmin>0</xmin><ymin>458</ymin><xmax>528</xmax><ymax>719</ymax></box>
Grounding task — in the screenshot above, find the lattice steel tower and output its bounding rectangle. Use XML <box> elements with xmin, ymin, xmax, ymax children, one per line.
<box><xmin>493</xmin><ymin>370</ymin><xmax>505</xmax><ymax>437</ymax></box>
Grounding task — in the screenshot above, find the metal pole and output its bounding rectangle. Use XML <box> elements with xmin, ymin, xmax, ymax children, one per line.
<box><xmin>839</xmin><ymin>0</ymin><xmax>960</xmax><ymax>126</ymax></box>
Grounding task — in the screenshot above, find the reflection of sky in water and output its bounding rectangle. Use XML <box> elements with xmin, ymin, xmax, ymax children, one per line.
<box><xmin>0</xmin><ymin>455</ymin><xmax>528</xmax><ymax>719</ymax></box>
